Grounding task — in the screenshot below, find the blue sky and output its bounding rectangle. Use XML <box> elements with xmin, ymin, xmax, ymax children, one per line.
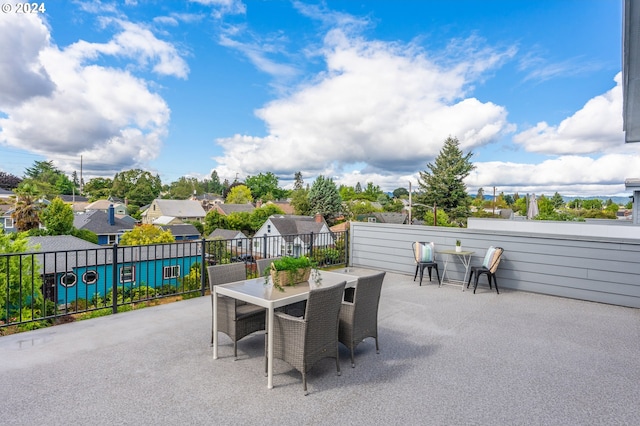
<box><xmin>0</xmin><ymin>0</ymin><xmax>635</xmax><ymax>197</ymax></box>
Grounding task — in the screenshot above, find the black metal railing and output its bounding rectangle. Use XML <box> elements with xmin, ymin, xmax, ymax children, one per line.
<box><xmin>1</xmin><ymin>230</ymin><xmax>348</xmax><ymax>333</ymax></box>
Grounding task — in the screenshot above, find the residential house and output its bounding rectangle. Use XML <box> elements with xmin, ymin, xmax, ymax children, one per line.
<box><xmin>194</xmin><ymin>193</ymin><xmax>225</xmax><ymax>212</ymax></box>
<box><xmin>85</xmin><ymin>199</ymin><xmax>128</xmax><ymax>215</ymax></box>
<box><xmin>206</xmin><ymin>229</ymin><xmax>249</xmax><ymax>254</ymax></box>
<box><xmin>73</xmin><ymin>205</ymin><xmax>135</xmax><ymax>245</ymax></box>
<box><xmin>1</xmin><ymin>198</ymin><xmax>50</xmax><ymax>233</ymax></box>
<box><xmin>26</xmin><ymin>235</ymin><xmax>200</xmax><ymax>306</ymax></box>
<box><xmin>0</xmin><ymin>188</ymin><xmax>14</xmax><ymax>215</ymax></box>
<box><xmin>141</xmin><ymin>199</ymin><xmax>206</xmax><ymax>225</ymax></box>
<box><xmin>253</xmin><ymin>214</ymin><xmax>333</xmax><ymax>258</ymax></box>
<box><xmin>157</xmin><ymin>224</ymin><xmax>201</xmax><ymax>241</ymax></box>
<box><xmin>213</xmin><ymin>203</ymin><xmax>255</xmax><ymax>216</ymax></box>
<box><xmin>356</xmin><ymin>212</ymin><xmax>409</xmax><ymax>224</ymax></box>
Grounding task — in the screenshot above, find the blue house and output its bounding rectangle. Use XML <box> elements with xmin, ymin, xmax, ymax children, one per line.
<box><xmin>27</xmin><ymin>235</ymin><xmax>201</xmax><ymax>306</ymax></box>
<box><xmin>73</xmin><ymin>204</ymin><xmax>136</xmax><ymax>245</ymax></box>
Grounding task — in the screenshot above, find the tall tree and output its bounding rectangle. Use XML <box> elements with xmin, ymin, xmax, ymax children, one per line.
<box><xmin>417</xmin><ymin>136</ymin><xmax>475</xmax><ymax>225</ymax></box>
<box><xmin>245</xmin><ymin>172</ymin><xmax>284</xmax><ymax>201</ymax></box>
<box><xmin>112</xmin><ymin>169</ymin><xmax>161</xmax><ymax>207</ymax></box>
<box><xmin>11</xmin><ymin>184</ymin><xmax>42</xmax><ymax>232</ymax></box>
<box><xmin>550</xmin><ymin>192</ymin><xmax>565</xmax><ymax>209</ymax></box>
<box><xmin>0</xmin><ymin>171</ymin><xmax>22</xmax><ymax>189</ymax></box>
<box><xmin>308</xmin><ymin>175</ymin><xmax>342</xmax><ymax>221</ymax></box>
<box><xmin>209</xmin><ymin>170</ymin><xmax>224</xmax><ymax>194</ymax></box>
<box><xmin>39</xmin><ymin>197</ymin><xmax>74</xmax><ymax>235</ymax></box>
<box><xmin>226</xmin><ymin>185</ymin><xmax>253</xmax><ymax>204</ymax></box>
<box><xmin>24</xmin><ymin>160</ymin><xmax>75</xmax><ymax>195</ymax></box>
<box><xmin>293</xmin><ymin>171</ymin><xmax>304</xmax><ymax>190</ymax></box>
<box><xmin>119</xmin><ymin>224</ymin><xmax>175</xmax><ymax>245</ymax></box>
<box><xmin>83</xmin><ymin>177</ymin><xmax>113</xmax><ymax>201</ymax></box>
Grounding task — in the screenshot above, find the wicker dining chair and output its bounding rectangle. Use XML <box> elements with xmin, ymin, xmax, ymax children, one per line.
<box><xmin>269</xmin><ymin>281</ymin><xmax>346</xmax><ymax>395</ymax></box>
<box><xmin>338</xmin><ymin>271</ymin><xmax>386</xmax><ymax>368</ymax></box>
<box><xmin>467</xmin><ymin>246</ymin><xmax>504</xmax><ymax>294</ymax></box>
<box><xmin>208</xmin><ymin>263</ymin><xmax>266</xmax><ymax>359</ymax></box>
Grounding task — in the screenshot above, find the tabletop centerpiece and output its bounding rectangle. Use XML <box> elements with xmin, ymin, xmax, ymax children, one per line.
<box><xmin>265</xmin><ymin>256</ymin><xmax>321</xmax><ymax>292</ymax></box>
<box><xmin>455</xmin><ymin>240</ymin><xmax>462</xmax><ymax>252</ymax></box>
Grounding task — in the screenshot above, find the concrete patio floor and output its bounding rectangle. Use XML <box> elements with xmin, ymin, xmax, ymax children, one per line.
<box><xmin>1</xmin><ymin>268</ymin><xmax>639</xmax><ymax>425</ymax></box>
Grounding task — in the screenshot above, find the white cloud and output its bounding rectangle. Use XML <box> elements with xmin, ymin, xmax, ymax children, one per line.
<box><xmin>513</xmin><ymin>73</ymin><xmax>623</xmax><ymax>154</ymax></box>
<box><xmin>0</xmin><ymin>13</ymin><xmax>172</xmax><ymax>177</ymax></box>
<box><xmin>213</xmin><ymin>29</ymin><xmax>514</xmax><ymax>182</ymax></box>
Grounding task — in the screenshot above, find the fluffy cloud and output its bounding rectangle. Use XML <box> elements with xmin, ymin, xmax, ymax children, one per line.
<box><xmin>513</xmin><ymin>73</ymin><xmax>624</xmax><ymax>155</ymax></box>
<box><xmin>0</xmin><ymin>13</ymin><xmax>179</xmax><ymax>177</ymax></box>
<box><xmin>213</xmin><ymin>29</ymin><xmax>514</xmax><ymax>182</ymax></box>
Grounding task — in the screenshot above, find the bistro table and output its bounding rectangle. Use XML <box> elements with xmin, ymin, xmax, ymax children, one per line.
<box><xmin>437</xmin><ymin>249</ymin><xmax>475</xmax><ymax>291</ymax></box>
<box><xmin>212</xmin><ymin>269</ymin><xmax>359</xmax><ymax>389</ymax></box>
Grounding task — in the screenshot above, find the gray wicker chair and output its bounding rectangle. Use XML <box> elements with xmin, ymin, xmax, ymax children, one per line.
<box><xmin>256</xmin><ymin>257</ymin><xmax>281</xmax><ymax>277</ymax></box>
<box><xmin>338</xmin><ymin>271</ymin><xmax>386</xmax><ymax>367</ymax></box>
<box><xmin>269</xmin><ymin>281</ymin><xmax>346</xmax><ymax>394</ymax></box>
<box><xmin>208</xmin><ymin>263</ymin><xmax>266</xmax><ymax>359</ymax></box>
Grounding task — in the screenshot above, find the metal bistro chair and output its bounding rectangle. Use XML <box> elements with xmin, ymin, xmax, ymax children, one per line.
<box><xmin>467</xmin><ymin>246</ymin><xmax>504</xmax><ymax>294</ymax></box>
<box><xmin>412</xmin><ymin>241</ymin><xmax>440</xmax><ymax>286</ymax></box>
<box><xmin>339</xmin><ymin>271</ymin><xmax>386</xmax><ymax>368</ymax></box>
<box><xmin>208</xmin><ymin>263</ymin><xmax>266</xmax><ymax>359</ymax></box>
<box><xmin>269</xmin><ymin>281</ymin><xmax>346</xmax><ymax>395</ymax></box>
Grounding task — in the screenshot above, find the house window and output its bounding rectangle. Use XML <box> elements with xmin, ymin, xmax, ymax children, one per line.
<box><xmin>367</xmin><ymin>217</ymin><xmax>377</xmax><ymax>223</ymax></box>
<box><xmin>60</xmin><ymin>273</ymin><xmax>77</xmax><ymax>288</ymax></box>
<box><xmin>120</xmin><ymin>266</ymin><xmax>135</xmax><ymax>283</ymax></box>
<box><xmin>163</xmin><ymin>265</ymin><xmax>180</xmax><ymax>279</ymax></box>
<box><xmin>267</xmin><ymin>224</ymin><xmax>271</xmax><ymax>233</ymax></box>
<box><xmin>237</xmin><ymin>239</ymin><xmax>243</xmax><ymax>248</ymax></box>
<box><xmin>108</xmin><ymin>234</ymin><xmax>117</xmax><ymax>245</ymax></box>
<box><xmin>83</xmin><ymin>270</ymin><xmax>98</xmax><ymax>284</ymax></box>
<box><xmin>4</xmin><ymin>217</ymin><xmax>13</xmax><ymax>228</ymax></box>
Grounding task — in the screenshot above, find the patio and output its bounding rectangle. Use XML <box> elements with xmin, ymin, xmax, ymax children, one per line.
<box><xmin>1</xmin><ymin>268</ymin><xmax>638</xmax><ymax>425</ymax></box>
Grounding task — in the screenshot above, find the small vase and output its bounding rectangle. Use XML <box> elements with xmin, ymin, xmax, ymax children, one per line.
<box><xmin>455</xmin><ymin>246</ymin><xmax>462</xmax><ymax>253</ymax></box>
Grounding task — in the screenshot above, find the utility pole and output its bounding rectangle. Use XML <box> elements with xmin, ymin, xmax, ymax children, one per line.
<box><xmin>408</xmin><ymin>181</ymin><xmax>412</xmax><ymax>225</ymax></box>
<box><xmin>493</xmin><ymin>186</ymin><xmax>496</xmax><ymax>215</ymax></box>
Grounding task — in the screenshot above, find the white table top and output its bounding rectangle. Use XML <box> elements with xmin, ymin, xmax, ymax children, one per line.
<box><xmin>214</xmin><ymin>270</ymin><xmax>359</xmax><ymax>309</ymax></box>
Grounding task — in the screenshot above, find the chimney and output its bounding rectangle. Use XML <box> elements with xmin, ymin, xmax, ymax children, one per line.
<box><xmin>315</xmin><ymin>213</ymin><xmax>323</xmax><ymax>223</ymax></box>
<box><xmin>108</xmin><ymin>204</ymin><xmax>115</xmax><ymax>226</ymax></box>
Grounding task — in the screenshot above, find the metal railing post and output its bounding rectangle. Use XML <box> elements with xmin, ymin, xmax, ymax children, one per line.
<box><xmin>112</xmin><ymin>244</ymin><xmax>118</xmax><ymax>314</ymax></box>
<box><xmin>200</xmin><ymin>238</ymin><xmax>206</xmax><ymax>296</ymax></box>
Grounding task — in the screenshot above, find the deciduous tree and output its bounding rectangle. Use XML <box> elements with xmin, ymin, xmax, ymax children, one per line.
<box><xmin>40</xmin><ymin>197</ymin><xmax>74</xmax><ymax>235</ymax></box>
<box><xmin>226</xmin><ymin>185</ymin><xmax>253</xmax><ymax>204</ymax></box>
<box><xmin>119</xmin><ymin>224</ymin><xmax>175</xmax><ymax>245</ymax></box>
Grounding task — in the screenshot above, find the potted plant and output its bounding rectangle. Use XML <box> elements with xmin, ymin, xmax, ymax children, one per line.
<box><xmin>264</xmin><ymin>256</ymin><xmax>321</xmax><ymax>292</ymax></box>
<box><xmin>455</xmin><ymin>240</ymin><xmax>462</xmax><ymax>252</ymax></box>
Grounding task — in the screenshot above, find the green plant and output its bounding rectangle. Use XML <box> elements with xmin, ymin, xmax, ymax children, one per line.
<box><xmin>456</xmin><ymin>240</ymin><xmax>461</xmax><ymax>246</ymax></box>
<box><xmin>264</xmin><ymin>256</ymin><xmax>321</xmax><ymax>292</ymax></box>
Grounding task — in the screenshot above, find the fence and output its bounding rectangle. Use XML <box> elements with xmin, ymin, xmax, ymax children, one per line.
<box><xmin>1</xmin><ymin>230</ymin><xmax>348</xmax><ymax>332</ymax></box>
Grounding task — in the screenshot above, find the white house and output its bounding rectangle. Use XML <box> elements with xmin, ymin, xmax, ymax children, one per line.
<box><xmin>253</xmin><ymin>214</ymin><xmax>333</xmax><ymax>258</ymax></box>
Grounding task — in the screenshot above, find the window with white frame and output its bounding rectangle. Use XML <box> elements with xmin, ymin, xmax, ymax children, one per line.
<box><xmin>4</xmin><ymin>217</ymin><xmax>14</xmax><ymax>228</ymax></box>
<box><xmin>163</xmin><ymin>265</ymin><xmax>180</xmax><ymax>279</ymax></box>
<box><xmin>83</xmin><ymin>270</ymin><xmax>98</xmax><ymax>284</ymax></box>
<box><xmin>120</xmin><ymin>265</ymin><xmax>135</xmax><ymax>283</ymax></box>
<box><xmin>60</xmin><ymin>273</ymin><xmax>77</xmax><ymax>287</ymax></box>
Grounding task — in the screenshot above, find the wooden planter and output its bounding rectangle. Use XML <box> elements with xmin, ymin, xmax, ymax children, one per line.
<box><xmin>270</xmin><ymin>265</ymin><xmax>311</xmax><ymax>287</ymax></box>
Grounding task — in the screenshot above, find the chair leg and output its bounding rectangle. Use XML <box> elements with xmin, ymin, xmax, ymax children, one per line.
<box><xmin>375</xmin><ymin>336</ymin><xmax>380</xmax><ymax>354</ymax></box>
<box><xmin>473</xmin><ymin>273</ymin><xmax>480</xmax><ymax>294</ymax></box>
<box><xmin>434</xmin><ymin>265</ymin><xmax>440</xmax><ymax>284</ymax></box>
<box><xmin>350</xmin><ymin>347</ymin><xmax>355</xmax><ymax>368</ymax></box>
<box><xmin>467</xmin><ymin>270</ymin><xmax>474</xmax><ymax>288</ymax></box>
<box><xmin>302</xmin><ymin>372</ymin><xmax>308</xmax><ymax>395</ymax></box>
<box><xmin>233</xmin><ymin>341</ymin><xmax>238</xmax><ymax>360</ymax></box>
<box><xmin>493</xmin><ymin>275</ymin><xmax>500</xmax><ymax>294</ymax></box>
<box><xmin>336</xmin><ymin>348</ymin><xmax>341</xmax><ymax>376</ymax></box>
<box><xmin>419</xmin><ymin>265</ymin><xmax>424</xmax><ymax>286</ymax></box>
<box><xmin>427</xmin><ymin>266</ymin><xmax>433</xmax><ymax>281</ymax></box>
<box><xmin>413</xmin><ymin>264</ymin><xmax>418</xmax><ymax>281</ymax></box>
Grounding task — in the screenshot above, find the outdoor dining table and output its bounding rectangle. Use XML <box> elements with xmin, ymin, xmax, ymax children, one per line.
<box><xmin>437</xmin><ymin>249</ymin><xmax>475</xmax><ymax>291</ymax></box>
<box><xmin>212</xmin><ymin>269</ymin><xmax>359</xmax><ymax>389</ymax></box>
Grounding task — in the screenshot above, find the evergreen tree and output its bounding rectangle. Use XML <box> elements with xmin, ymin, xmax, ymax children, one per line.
<box><xmin>293</xmin><ymin>171</ymin><xmax>304</xmax><ymax>190</ymax></box>
<box><xmin>209</xmin><ymin>170</ymin><xmax>224</xmax><ymax>194</ymax></box>
<box><xmin>308</xmin><ymin>175</ymin><xmax>342</xmax><ymax>221</ymax></box>
<box><xmin>550</xmin><ymin>192</ymin><xmax>565</xmax><ymax>209</ymax></box>
<box><xmin>416</xmin><ymin>136</ymin><xmax>475</xmax><ymax>225</ymax></box>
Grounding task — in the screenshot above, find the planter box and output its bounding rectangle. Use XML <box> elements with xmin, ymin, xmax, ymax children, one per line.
<box><xmin>270</xmin><ymin>265</ymin><xmax>311</xmax><ymax>287</ymax></box>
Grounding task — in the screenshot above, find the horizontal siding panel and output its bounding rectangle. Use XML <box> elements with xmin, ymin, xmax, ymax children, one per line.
<box><xmin>349</xmin><ymin>222</ymin><xmax>640</xmax><ymax>309</ymax></box>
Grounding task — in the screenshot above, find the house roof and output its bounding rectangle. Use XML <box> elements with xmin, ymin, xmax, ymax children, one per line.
<box><xmin>216</xmin><ymin>203</ymin><xmax>255</xmax><ymax>215</ymax></box>
<box><xmin>266</xmin><ymin>200</ymin><xmax>295</xmax><ymax>214</ymax></box>
<box><xmin>207</xmin><ymin>229</ymin><xmax>247</xmax><ymax>240</ymax></box>
<box><xmin>155</xmin><ymin>199</ymin><xmax>206</xmax><ymax>218</ymax></box>
<box><xmin>373</xmin><ymin>212</ymin><xmax>408</xmax><ymax>224</ymax></box>
<box><xmin>152</xmin><ymin>215</ymin><xmax>178</xmax><ymax>225</ymax></box>
<box><xmin>85</xmin><ymin>200</ymin><xmax>125</xmax><ymax>211</ymax></box>
<box><xmin>158</xmin><ymin>223</ymin><xmax>200</xmax><ymax>237</ymax></box>
<box><xmin>268</xmin><ymin>215</ymin><xmax>327</xmax><ymax>236</ymax></box>
<box><xmin>0</xmin><ymin>188</ymin><xmax>15</xmax><ymax>198</ymax></box>
<box><xmin>28</xmin><ymin>235</ymin><xmax>102</xmax><ymax>252</ymax></box>
<box><xmin>58</xmin><ymin>194</ymin><xmax>89</xmax><ymax>203</ymax></box>
<box><xmin>73</xmin><ymin>210</ymin><xmax>135</xmax><ymax>234</ymax></box>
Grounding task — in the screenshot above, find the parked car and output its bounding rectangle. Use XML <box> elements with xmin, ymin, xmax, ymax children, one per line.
<box><xmin>230</xmin><ymin>254</ymin><xmax>256</xmax><ymax>264</ymax></box>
